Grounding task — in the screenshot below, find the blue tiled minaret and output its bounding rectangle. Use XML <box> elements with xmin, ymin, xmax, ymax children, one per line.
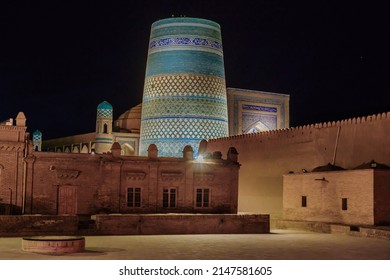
<box><xmin>95</xmin><ymin>101</ymin><xmax>114</xmax><ymax>154</ymax></box>
<box><xmin>32</xmin><ymin>130</ymin><xmax>42</xmax><ymax>151</ymax></box>
<box><xmin>139</xmin><ymin>17</ymin><xmax>229</xmax><ymax>157</ymax></box>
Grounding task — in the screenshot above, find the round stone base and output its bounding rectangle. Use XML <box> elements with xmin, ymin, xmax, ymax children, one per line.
<box><xmin>22</xmin><ymin>236</ymin><xmax>85</xmax><ymax>254</ymax></box>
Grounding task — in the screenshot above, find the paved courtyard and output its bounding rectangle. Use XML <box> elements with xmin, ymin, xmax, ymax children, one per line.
<box><xmin>0</xmin><ymin>230</ymin><xmax>389</xmax><ymax>260</ymax></box>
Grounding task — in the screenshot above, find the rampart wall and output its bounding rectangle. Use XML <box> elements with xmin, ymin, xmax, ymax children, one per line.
<box><xmin>207</xmin><ymin>112</ymin><xmax>390</xmax><ymax>217</ymax></box>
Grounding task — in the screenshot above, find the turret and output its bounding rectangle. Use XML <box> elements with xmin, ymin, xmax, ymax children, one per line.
<box><xmin>94</xmin><ymin>101</ymin><xmax>114</xmax><ymax>154</ymax></box>
<box><xmin>32</xmin><ymin>130</ymin><xmax>42</xmax><ymax>151</ymax></box>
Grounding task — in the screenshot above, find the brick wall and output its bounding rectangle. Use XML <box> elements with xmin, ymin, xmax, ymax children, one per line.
<box><xmin>0</xmin><ymin>124</ymin><xmax>27</xmax><ymax>214</ymax></box>
<box><xmin>207</xmin><ymin>112</ymin><xmax>390</xmax><ymax>217</ymax></box>
<box><xmin>283</xmin><ymin>170</ymin><xmax>376</xmax><ymax>225</ymax></box>
<box><xmin>94</xmin><ymin>214</ymin><xmax>270</xmax><ymax>234</ymax></box>
<box><xmin>374</xmin><ymin>170</ymin><xmax>390</xmax><ymax>225</ymax></box>
<box><xmin>0</xmin><ymin>215</ymin><xmax>78</xmax><ymax>237</ymax></box>
<box><xmin>23</xmin><ymin>152</ymin><xmax>239</xmax><ymax>215</ymax></box>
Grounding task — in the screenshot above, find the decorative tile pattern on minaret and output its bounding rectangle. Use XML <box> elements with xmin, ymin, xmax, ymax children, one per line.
<box><xmin>95</xmin><ymin>101</ymin><xmax>114</xmax><ymax>154</ymax></box>
<box><xmin>32</xmin><ymin>130</ymin><xmax>42</xmax><ymax>151</ymax></box>
<box><xmin>139</xmin><ymin>17</ymin><xmax>229</xmax><ymax>157</ymax></box>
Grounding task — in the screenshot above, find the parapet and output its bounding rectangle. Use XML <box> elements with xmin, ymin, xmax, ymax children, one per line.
<box><xmin>16</xmin><ymin>112</ymin><xmax>26</xmax><ymax>127</ymax></box>
<box><xmin>111</xmin><ymin>142</ymin><xmax>122</xmax><ymax>157</ymax></box>
<box><xmin>209</xmin><ymin>111</ymin><xmax>390</xmax><ymax>143</ymax></box>
<box><xmin>147</xmin><ymin>144</ymin><xmax>158</xmax><ymax>159</ymax></box>
<box><xmin>182</xmin><ymin>145</ymin><xmax>194</xmax><ymax>160</ymax></box>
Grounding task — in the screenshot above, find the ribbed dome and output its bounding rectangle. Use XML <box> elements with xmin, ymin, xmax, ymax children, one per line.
<box><xmin>115</xmin><ymin>103</ymin><xmax>142</xmax><ymax>133</ymax></box>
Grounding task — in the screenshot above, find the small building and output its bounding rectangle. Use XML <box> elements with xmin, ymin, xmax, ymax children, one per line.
<box><xmin>23</xmin><ymin>143</ymin><xmax>240</xmax><ymax>215</ymax></box>
<box><xmin>283</xmin><ymin>166</ymin><xmax>390</xmax><ymax>225</ymax></box>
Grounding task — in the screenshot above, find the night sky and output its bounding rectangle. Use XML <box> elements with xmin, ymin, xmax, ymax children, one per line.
<box><xmin>1</xmin><ymin>1</ymin><xmax>388</xmax><ymax>139</ymax></box>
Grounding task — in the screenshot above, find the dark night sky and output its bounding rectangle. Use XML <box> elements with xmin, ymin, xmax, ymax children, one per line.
<box><xmin>0</xmin><ymin>1</ymin><xmax>388</xmax><ymax>139</ymax></box>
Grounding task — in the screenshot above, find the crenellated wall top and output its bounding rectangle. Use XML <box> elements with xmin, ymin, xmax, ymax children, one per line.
<box><xmin>209</xmin><ymin>111</ymin><xmax>390</xmax><ymax>142</ymax></box>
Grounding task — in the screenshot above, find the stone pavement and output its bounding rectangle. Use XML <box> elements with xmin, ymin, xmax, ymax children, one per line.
<box><xmin>0</xmin><ymin>230</ymin><xmax>389</xmax><ymax>260</ymax></box>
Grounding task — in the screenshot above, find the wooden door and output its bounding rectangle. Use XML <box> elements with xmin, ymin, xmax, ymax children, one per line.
<box><xmin>58</xmin><ymin>186</ymin><xmax>77</xmax><ymax>215</ymax></box>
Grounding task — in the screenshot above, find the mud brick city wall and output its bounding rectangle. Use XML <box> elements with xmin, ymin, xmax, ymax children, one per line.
<box><xmin>207</xmin><ymin>113</ymin><xmax>390</xmax><ymax>218</ymax></box>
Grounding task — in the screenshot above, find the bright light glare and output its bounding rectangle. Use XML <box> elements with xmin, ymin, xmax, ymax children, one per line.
<box><xmin>197</xmin><ymin>154</ymin><xmax>203</xmax><ymax>162</ymax></box>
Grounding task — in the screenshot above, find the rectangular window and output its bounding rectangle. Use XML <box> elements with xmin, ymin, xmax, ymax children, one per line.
<box><xmin>301</xmin><ymin>196</ymin><xmax>307</xmax><ymax>207</ymax></box>
<box><xmin>163</xmin><ymin>188</ymin><xmax>176</xmax><ymax>208</ymax></box>
<box><xmin>127</xmin><ymin>187</ymin><xmax>141</xmax><ymax>207</ymax></box>
<box><xmin>342</xmin><ymin>198</ymin><xmax>348</xmax><ymax>211</ymax></box>
<box><xmin>196</xmin><ymin>188</ymin><xmax>210</xmax><ymax>207</ymax></box>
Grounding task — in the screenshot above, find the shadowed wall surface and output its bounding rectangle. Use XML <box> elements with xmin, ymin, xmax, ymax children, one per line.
<box><xmin>207</xmin><ymin>112</ymin><xmax>390</xmax><ymax>217</ymax></box>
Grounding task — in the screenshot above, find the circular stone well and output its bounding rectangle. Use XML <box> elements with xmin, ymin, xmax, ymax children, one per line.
<box><xmin>22</xmin><ymin>236</ymin><xmax>85</xmax><ymax>254</ymax></box>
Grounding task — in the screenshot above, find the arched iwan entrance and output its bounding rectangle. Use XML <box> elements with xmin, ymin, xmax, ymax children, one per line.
<box><xmin>121</xmin><ymin>143</ymin><xmax>135</xmax><ymax>156</ymax></box>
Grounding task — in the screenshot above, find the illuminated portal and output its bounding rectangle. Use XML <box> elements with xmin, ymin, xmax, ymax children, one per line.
<box><xmin>139</xmin><ymin>17</ymin><xmax>229</xmax><ymax>157</ymax></box>
<box><xmin>226</xmin><ymin>88</ymin><xmax>290</xmax><ymax>135</ymax></box>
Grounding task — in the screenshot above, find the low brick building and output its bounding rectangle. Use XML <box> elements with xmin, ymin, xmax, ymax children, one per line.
<box><xmin>1</xmin><ymin>114</ymin><xmax>240</xmax><ymax>215</ymax></box>
<box><xmin>283</xmin><ymin>168</ymin><xmax>390</xmax><ymax>225</ymax></box>
<box><xmin>24</xmin><ymin>146</ymin><xmax>240</xmax><ymax>215</ymax></box>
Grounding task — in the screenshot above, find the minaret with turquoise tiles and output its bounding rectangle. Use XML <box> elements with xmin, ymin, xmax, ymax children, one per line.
<box><xmin>139</xmin><ymin>17</ymin><xmax>229</xmax><ymax>157</ymax></box>
<box><xmin>32</xmin><ymin>130</ymin><xmax>42</xmax><ymax>151</ymax></box>
<box><xmin>95</xmin><ymin>101</ymin><xmax>114</xmax><ymax>154</ymax></box>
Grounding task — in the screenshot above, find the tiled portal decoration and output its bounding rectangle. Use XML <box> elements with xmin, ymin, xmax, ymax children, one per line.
<box><xmin>242</xmin><ymin>112</ymin><xmax>277</xmax><ymax>133</ymax></box>
<box><xmin>227</xmin><ymin>88</ymin><xmax>290</xmax><ymax>136</ymax></box>
<box><xmin>140</xmin><ymin>18</ymin><xmax>229</xmax><ymax>157</ymax></box>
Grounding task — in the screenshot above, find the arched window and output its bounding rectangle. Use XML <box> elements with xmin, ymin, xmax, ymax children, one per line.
<box><xmin>103</xmin><ymin>123</ymin><xmax>108</xmax><ymax>134</ymax></box>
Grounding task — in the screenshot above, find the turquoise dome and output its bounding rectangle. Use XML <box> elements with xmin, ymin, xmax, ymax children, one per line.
<box><xmin>97</xmin><ymin>101</ymin><xmax>113</xmax><ymax>110</ymax></box>
<box><xmin>97</xmin><ymin>101</ymin><xmax>113</xmax><ymax>119</ymax></box>
<box><xmin>33</xmin><ymin>130</ymin><xmax>42</xmax><ymax>141</ymax></box>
